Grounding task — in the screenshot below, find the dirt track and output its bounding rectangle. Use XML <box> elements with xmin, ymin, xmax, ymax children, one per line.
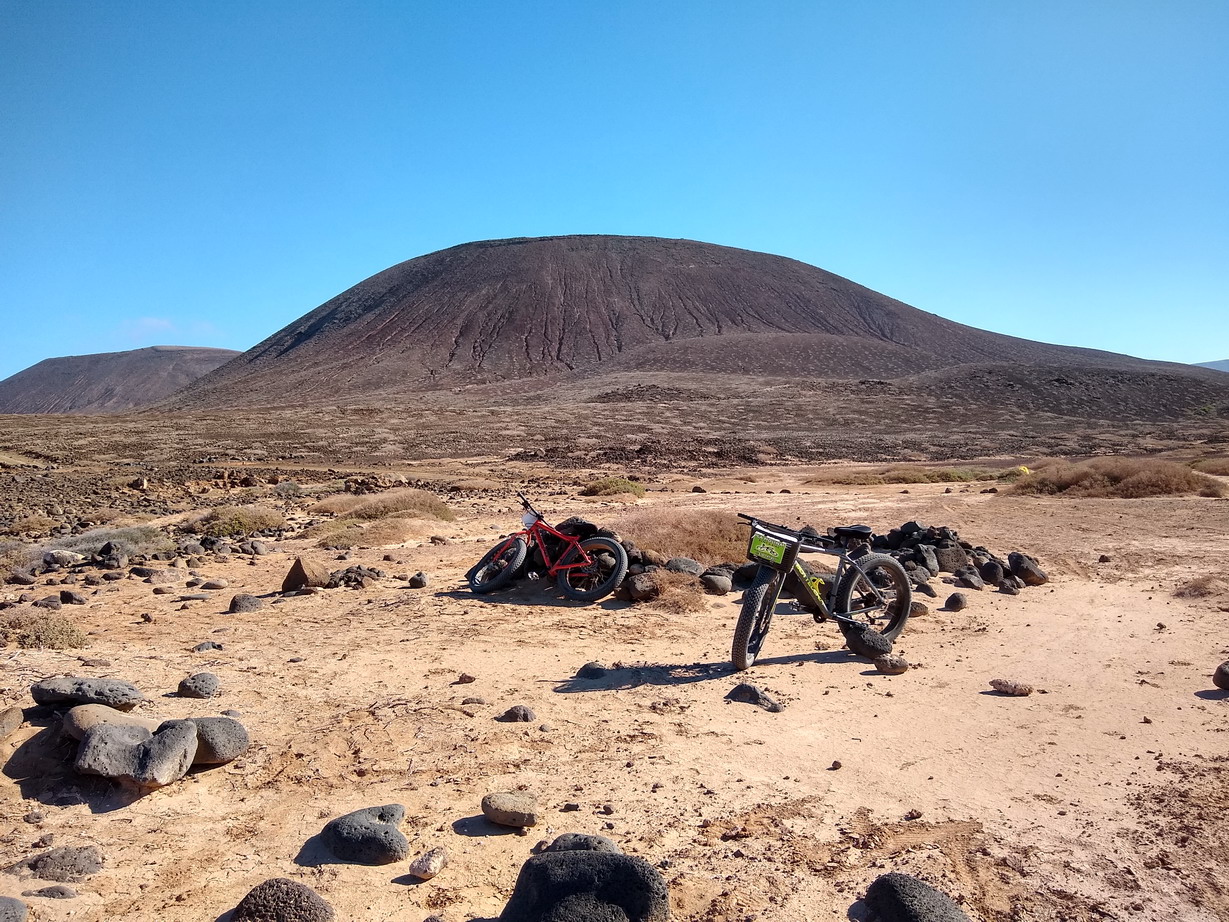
<box><xmin>2</xmin><ymin>474</ymin><xmax>1228</xmax><ymax>921</ymax></box>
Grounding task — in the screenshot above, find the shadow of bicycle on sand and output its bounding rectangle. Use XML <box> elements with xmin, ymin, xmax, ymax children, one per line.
<box><xmin>551</xmin><ymin>649</ymin><xmax>863</xmax><ymax>692</ymax></box>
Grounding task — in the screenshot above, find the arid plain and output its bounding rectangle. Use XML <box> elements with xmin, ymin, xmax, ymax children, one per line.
<box><xmin>1</xmin><ymin>439</ymin><xmax>1227</xmax><ymax>922</ymax></box>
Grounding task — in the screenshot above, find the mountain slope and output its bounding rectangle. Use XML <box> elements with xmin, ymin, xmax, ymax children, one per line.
<box><xmin>0</xmin><ymin>346</ymin><xmax>240</xmax><ymax>414</ymax></box>
<box><xmin>1196</xmin><ymin>359</ymin><xmax>1229</xmax><ymax>372</ymax></box>
<box><xmin>171</xmin><ymin>235</ymin><xmax>1224</xmax><ymax>409</ymax></box>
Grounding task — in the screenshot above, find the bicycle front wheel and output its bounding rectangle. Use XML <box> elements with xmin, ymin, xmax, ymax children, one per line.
<box><xmin>732</xmin><ymin>565</ymin><xmax>782</xmax><ymax>671</ymax></box>
<box><xmin>831</xmin><ymin>553</ymin><xmax>911</xmax><ymax>641</ymax></box>
<box><xmin>555</xmin><ymin>536</ymin><xmax>628</xmax><ymax>602</ymax></box>
<box><xmin>468</xmin><ymin>538</ymin><xmax>527</xmax><ymax>594</ymax></box>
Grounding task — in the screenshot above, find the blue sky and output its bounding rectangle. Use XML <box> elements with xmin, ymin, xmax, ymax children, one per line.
<box><xmin>1</xmin><ymin>1</ymin><xmax>1226</xmax><ymax>381</ymax></box>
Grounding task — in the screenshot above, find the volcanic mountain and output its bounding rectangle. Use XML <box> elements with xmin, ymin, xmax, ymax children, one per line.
<box><xmin>171</xmin><ymin>235</ymin><xmax>1226</xmax><ymax>409</ymax></box>
<box><xmin>1197</xmin><ymin>360</ymin><xmax>1229</xmax><ymax>372</ymax></box>
<box><xmin>0</xmin><ymin>345</ymin><xmax>240</xmax><ymax>415</ymax></box>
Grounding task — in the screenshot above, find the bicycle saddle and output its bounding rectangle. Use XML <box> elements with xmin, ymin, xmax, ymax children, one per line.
<box><xmin>833</xmin><ymin>524</ymin><xmax>873</xmax><ymax>540</ymax></box>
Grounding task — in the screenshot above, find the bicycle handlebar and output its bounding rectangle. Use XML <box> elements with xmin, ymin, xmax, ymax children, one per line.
<box><xmin>737</xmin><ymin>513</ymin><xmax>834</xmax><ymax>550</ymax></box>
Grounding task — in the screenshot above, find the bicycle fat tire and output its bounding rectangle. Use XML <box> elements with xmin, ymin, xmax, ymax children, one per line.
<box><xmin>732</xmin><ymin>565</ymin><xmax>782</xmax><ymax>671</ymax></box>
<box><xmin>831</xmin><ymin>552</ymin><xmax>911</xmax><ymax>641</ymax></box>
<box><xmin>555</xmin><ymin>536</ymin><xmax>629</xmax><ymax>602</ymax></box>
<box><xmin>468</xmin><ymin>538</ymin><xmax>528</xmax><ymax>594</ymax></box>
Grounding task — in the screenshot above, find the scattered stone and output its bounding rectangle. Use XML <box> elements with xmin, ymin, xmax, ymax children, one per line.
<box><xmin>1098</xmin><ymin>554</ymin><xmax>1112</xmax><ymax>564</ymax></box>
<box><xmin>932</xmin><ymin>544</ymin><xmax>969</xmax><ymax>574</ymax></box>
<box><xmin>178</xmin><ymin>672</ymin><xmax>220</xmax><ymax>698</ymax></box>
<box><xmin>58</xmin><ymin>590</ymin><xmax>86</xmax><ymax>606</ymax></box>
<box><xmin>482</xmin><ymin>791</ymin><xmax>539</xmax><ymax>827</ymax></box>
<box><xmin>0</xmin><ymin>706</ymin><xmax>22</xmax><ymax>742</ymax></box>
<box><xmin>625</xmin><ymin>572</ymin><xmax>660</xmax><ymax>602</ymax></box>
<box><xmin>829</xmin><ymin>760</ymin><xmax>842</xmax><ymax>770</ymax></box>
<box><xmin>664</xmin><ymin>557</ymin><xmax>704</xmax><ymax>576</ymax></box>
<box><xmin>724</xmin><ymin>683</ymin><xmax>784</xmax><ymax>712</ymax></box>
<box><xmin>989</xmin><ymin>679</ymin><xmax>1034</xmax><ymax>697</ymax></box>
<box><xmin>953</xmin><ymin>567</ymin><xmax>985</xmax><ymax>591</ymax></box>
<box><xmin>913</xmin><ymin>580</ymin><xmax>938</xmax><ymax>599</ymax></box>
<box><xmin>1008</xmin><ymin>551</ymin><xmax>1049</xmax><ymax>586</ymax></box>
<box><xmin>979</xmin><ymin>560</ymin><xmax>1005</xmax><ymax>584</ymax></box>
<box><xmin>944</xmin><ymin>592</ymin><xmax>967</xmax><ymax>612</ymax></box>
<box><xmin>32</xmin><ymin>596</ymin><xmax>62</xmax><ymax>610</ymax></box>
<box><xmin>4</xmin><ymin>845</ymin><xmax>103</xmax><ymax>882</ymax></box>
<box><xmin>699</xmin><ymin>572</ymin><xmax>733</xmax><ymax>595</ymax></box>
<box><xmin>498</xmin><ymin>705</ymin><xmax>536</xmax><ymax>722</ymax></box>
<box><xmin>192</xmin><ymin>641</ymin><xmax>222</xmax><ymax>652</ymax></box>
<box><xmin>1213</xmin><ymin>662</ymin><xmax>1229</xmax><ymax>691</ymax></box>
<box><xmin>866</xmin><ymin>871</ymin><xmax>973</xmax><ymax>922</ymax></box>
<box><xmin>30</xmin><ymin>677</ymin><xmax>144</xmax><ymax>711</ymax></box>
<box><xmin>874</xmin><ymin>654</ymin><xmax>910</xmax><ymax>675</ymax></box>
<box><xmin>429</xmin><ymin>535</ymin><xmax>449</xmax><ymax>545</ymax></box>
<box><xmin>233</xmin><ymin>878</ymin><xmax>334</xmax><ymax>922</ymax></box>
<box><xmin>998</xmin><ymin>579</ymin><xmax>1020</xmax><ymax>595</ymax></box>
<box><xmin>547</xmin><ymin>833</ymin><xmax>621</xmax><ymax>853</ymax></box>
<box><xmin>22</xmin><ymin>885</ymin><xmax>75</xmax><ymax>899</ymax></box>
<box><xmin>76</xmin><ymin>719</ymin><xmax>198</xmax><ymax>789</ymax></box>
<box><xmin>61</xmin><ymin>704</ymin><xmax>162</xmax><ymax>741</ymax></box>
<box><xmin>228</xmin><ymin>593</ymin><xmax>263</xmax><ymax>613</ymax></box>
<box><xmin>22</xmin><ymin>812</ymin><xmax>43</xmax><ymax>825</ymax></box>
<box><xmin>407</xmin><ymin>846</ymin><xmax>448</xmax><ymax>880</ymax></box>
<box><xmin>908</xmin><ymin>601</ymin><xmax>929</xmax><ymax>617</ymax></box>
<box><xmin>498</xmin><ymin>850</ymin><xmax>669</xmax><ymax>922</ymax></box>
<box><xmin>461</xmin><ymin>696</ymin><xmax>486</xmax><ymax>706</ymax></box>
<box><xmin>842</xmin><ymin>623</ymin><xmax>894</xmax><ymax>658</ymax></box>
<box><xmin>43</xmin><ymin>550</ymin><xmax>84</xmax><ymax>568</ymax></box>
<box><xmin>407</xmin><ymin>571</ymin><xmax>429</xmax><ymax>589</ymax></box>
<box><xmin>7</xmin><ymin>570</ymin><xmax>37</xmax><ymax>586</ymax></box>
<box><xmin>200</xmin><ymin>579</ymin><xmax>229</xmax><ymax>590</ymax></box>
<box><xmin>576</xmin><ymin>661</ymin><xmax>608</xmax><ymax>679</ymax></box>
<box><xmin>190</xmin><ymin>716</ymin><xmax>250</xmax><ymax>764</ymax></box>
<box><xmin>454</xmin><ymin>673</ymin><xmax>477</xmax><ymax>684</ymax></box>
<box><xmin>322</xmin><ymin>804</ymin><xmax>409</xmax><ymax>865</ymax></box>
<box><xmin>281</xmin><ymin>557</ymin><xmax>332</xmax><ymax>593</ymax></box>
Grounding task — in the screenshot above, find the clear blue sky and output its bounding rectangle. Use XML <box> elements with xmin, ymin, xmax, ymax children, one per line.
<box><xmin>1</xmin><ymin>1</ymin><xmax>1226</xmax><ymax>381</ymax></box>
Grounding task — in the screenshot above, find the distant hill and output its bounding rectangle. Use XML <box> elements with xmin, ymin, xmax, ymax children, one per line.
<box><xmin>169</xmin><ymin>235</ymin><xmax>1224</xmax><ymax>410</ymax></box>
<box><xmin>1196</xmin><ymin>359</ymin><xmax>1229</xmax><ymax>372</ymax></box>
<box><xmin>0</xmin><ymin>346</ymin><xmax>240</xmax><ymax>414</ymax></box>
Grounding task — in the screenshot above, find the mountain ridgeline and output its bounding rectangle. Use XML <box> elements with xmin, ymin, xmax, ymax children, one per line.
<box><xmin>169</xmin><ymin>235</ymin><xmax>1226</xmax><ymax>411</ymax></box>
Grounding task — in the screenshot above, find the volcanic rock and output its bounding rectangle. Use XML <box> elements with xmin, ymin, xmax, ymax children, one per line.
<box><xmin>177</xmin><ymin>673</ymin><xmax>220</xmax><ymax>698</ymax></box>
<box><xmin>190</xmin><ymin>716</ymin><xmax>250</xmax><ymax>764</ymax></box>
<box><xmin>498</xmin><ymin>850</ymin><xmax>670</xmax><ymax>922</ymax></box>
<box><xmin>321</xmin><ymin>805</ymin><xmax>408</xmax><ymax>865</ymax></box>
<box><xmin>30</xmin><ymin>677</ymin><xmax>144</xmax><ymax>711</ymax></box>
<box><xmin>281</xmin><ymin>557</ymin><xmax>332</xmax><ymax>592</ymax></box>
<box><xmin>232</xmin><ymin>878</ymin><xmax>334</xmax><ymax>922</ymax></box>
<box><xmin>482</xmin><ymin>791</ymin><xmax>539</xmax><ymax>828</ymax></box>
<box><xmin>866</xmin><ymin>872</ymin><xmax>972</xmax><ymax>922</ymax></box>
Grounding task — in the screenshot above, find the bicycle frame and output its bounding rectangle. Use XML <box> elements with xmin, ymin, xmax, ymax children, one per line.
<box><xmin>739</xmin><ymin>515</ymin><xmax>885</xmax><ymax>627</ymax></box>
<box><xmin>492</xmin><ymin>493</ymin><xmax>599</xmax><ymax>577</ymax></box>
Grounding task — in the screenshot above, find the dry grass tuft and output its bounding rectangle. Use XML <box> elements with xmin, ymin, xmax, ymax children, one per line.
<box><xmin>46</xmin><ymin>526</ymin><xmax>174</xmax><ymax>558</ymax></box>
<box><xmin>580</xmin><ymin>477</ymin><xmax>646</xmax><ymax>497</ymax></box>
<box><xmin>307</xmin><ymin>516</ymin><xmax>429</xmax><ymax>549</ymax></box>
<box><xmin>0</xmin><ymin>610</ymin><xmax>88</xmax><ymax>649</ymax></box>
<box><xmin>645</xmin><ymin>570</ymin><xmax>707</xmax><ymax>614</ymax></box>
<box><xmin>311</xmin><ymin>488</ymin><xmax>454</xmax><ymax>522</ymax></box>
<box><xmin>807</xmin><ymin>465</ymin><xmax>1002</xmax><ymax>486</ymax></box>
<box><xmin>2</xmin><ymin>515</ymin><xmax>58</xmax><ymax>537</ymax></box>
<box><xmin>1173</xmin><ymin>575</ymin><xmax>1229</xmax><ymax>599</ymax></box>
<box><xmin>1012</xmin><ymin>458</ymin><xmax>1226</xmax><ymax>499</ymax></box>
<box><xmin>0</xmin><ymin>539</ymin><xmax>27</xmax><ymax>572</ymax></box>
<box><xmin>613</xmin><ymin>508</ymin><xmax>746</xmax><ymax>565</ymax></box>
<box><xmin>195</xmin><ymin>505</ymin><xmax>287</xmax><ymax>537</ymax></box>
<box><xmin>1190</xmin><ymin>458</ymin><xmax>1229</xmax><ymax>476</ymax></box>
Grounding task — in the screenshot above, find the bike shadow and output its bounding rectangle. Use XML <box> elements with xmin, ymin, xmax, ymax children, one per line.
<box><xmin>553</xmin><ymin>650</ymin><xmax>860</xmax><ymax>692</ymax></box>
<box><xmin>437</xmin><ymin>585</ymin><xmax>633</xmax><ymax>611</ymax></box>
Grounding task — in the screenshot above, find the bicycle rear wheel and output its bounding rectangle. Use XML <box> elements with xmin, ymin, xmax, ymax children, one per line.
<box><xmin>555</xmin><ymin>536</ymin><xmax>628</xmax><ymax>602</ymax></box>
<box><xmin>831</xmin><ymin>553</ymin><xmax>911</xmax><ymax>641</ymax></box>
<box><xmin>732</xmin><ymin>565</ymin><xmax>782</xmax><ymax>671</ymax></box>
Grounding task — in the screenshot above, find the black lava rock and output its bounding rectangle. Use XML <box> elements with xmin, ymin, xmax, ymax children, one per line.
<box><xmin>498</xmin><ymin>850</ymin><xmax>670</xmax><ymax>922</ymax></box>
<box><xmin>865</xmin><ymin>871</ymin><xmax>972</xmax><ymax>922</ymax></box>
<box><xmin>321</xmin><ymin>804</ymin><xmax>408</xmax><ymax>865</ymax></box>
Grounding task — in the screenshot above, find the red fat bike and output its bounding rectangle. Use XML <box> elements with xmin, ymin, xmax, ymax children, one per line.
<box><xmin>466</xmin><ymin>493</ymin><xmax>629</xmax><ymax>602</ymax></box>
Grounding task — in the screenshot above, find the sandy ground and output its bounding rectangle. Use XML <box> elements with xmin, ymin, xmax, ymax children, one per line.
<box><xmin>2</xmin><ymin>472</ymin><xmax>1228</xmax><ymax>921</ymax></box>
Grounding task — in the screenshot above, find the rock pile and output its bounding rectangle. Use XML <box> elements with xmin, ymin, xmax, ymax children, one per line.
<box><xmin>873</xmin><ymin>521</ymin><xmax>1048</xmax><ymax>596</ymax></box>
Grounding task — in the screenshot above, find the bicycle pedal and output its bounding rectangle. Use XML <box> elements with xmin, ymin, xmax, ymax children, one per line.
<box><xmin>527</xmin><ymin>572</ymin><xmax>542</xmax><ymax>581</ymax></box>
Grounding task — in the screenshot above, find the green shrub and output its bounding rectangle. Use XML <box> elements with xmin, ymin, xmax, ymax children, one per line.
<box><xmin>273</xmin><ymin>480</ymin><xmax>303</xmax><ymax>498</ymax></box>
<box><xmin>580</xmin><ymin>477</ymin><xmax>646</xmax><ymax>497</ymax></box>
<box><xmin>1012</xmin><ymin>458</ymin><xmax>1226</xmax><ymax>499</ymax></box>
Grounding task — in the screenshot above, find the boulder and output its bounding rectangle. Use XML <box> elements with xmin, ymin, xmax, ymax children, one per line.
<box><xmin>200</xmin><ymin>579</ymin><xmax>229</xmax><ymax>590</ymax></box>
<box><xmin>30</xmin><ymin>677</ymin><xmax>144</xmax><ymax>711</ymax></box>
<box><xmin>74</xmin><ymin>719</ymin><xmax>197</xmax><ymax>789</ymax></box>
<box><xmin>282</xmin><ymin>557</ymin><xmax>332</xmax><ymax>592</ymax></box>
<box><xmin>979</xmin><ymin>560</ymin><xmax>1005</xmax><ymax>584</ymax></box>
<box><xmin>953</xmin><ymin>567</ymin><xmax>985</xmax><ymax>591</ymax></box>
<box><xmin>233</xmin><ymin>878</ymin><xmax>334</xmax><ymax>922</ymax></box>
<box><xmin>866</xmin><ymin>872</ymin><xmax>972</xmax><ymax>922</ymax></box>
<box><xmin>842</xmin><ymin>623</ymin><xmax>893</xmax><ymax>658</ymax></box>
<box><xmin>43</xmin><ymin>550</ymin><xmax>84</xmax><ymax>568</ymax></box>
<box><xmin>498</xmin><ymin>705</ymin><xmax>536</xmax><ymax>722</ymax></box>
<box><xmin>58</xmin><ymin>590</ymin><xmax>86</xmax><ymax>605</ymax></box>
<box><xmin>663</xmin><ymin>557</ymin><xmax>704</xmax><ymax>576</ymax></box>
<box><xmin>699</xmin><ymin>572</ymin><xmax>733</xmax><ymax>595</ymax></box>
<box><xmin>407</xmin><ymin>571</ymin><xmax>429</xmax><ymax>589</ymax></box>
<box><xmin>914</xmin><ymin>545</ymin><xmax>940</xmax><ymax>576</ymax></box>
<box><xmin>932</xmin><ymin>544</ymin><xmax>969</xmax><ymax>574</ymax></box>
<box><xmin>61</xmin><ymin>704</ymin><xmax>162</xmax><ymax>742</ymax></box>
<box><xmin>874</xmin><ymin>654</ymin><xmax>910</xmax><ymax>675</ymax></box>
<box><xmin>321</xmin><ymin>804</ymin><xmax>408</xmax><ymax>865</ymax></box>
<box><xmin>625</xmin><ymin>573</ymin><xmax>660</xmax><ymax>602</ymax></box>
<box><xmin>1008</xmin><ymin>552</ymin><xmax>1049</xmax><ymax>586</ymax></box>
<box><xmin>3</xmin><ymin>845</ymin><xmax>103</xmax><ymax>882</ymax></box>
<box><xmin>0</xmin><ymin>897</ymin><xmax>25</xmax><ymax>922</ymax></box>
<box><xmin>1215</xmin><ymin>661</ymin><xmax>1229</xmax><ymax>692</ymax></box>
<box><xmin>482</xmin><ymin>791</ymin><xmax>539</xmax><ymax>827</ymax></box>
<box><xmin>190</xmin><ymin>716</ymin><xmax>250</xmax><ymax>764</ymax></box>
<box><xmin>998</xmin><ymin>579</ymin><xmax>1020</xmax><ymax>596</ymax></box>
<box><xmin>177</xmin><ymin>673</ymin><xmax>220</xmax><ymax>699</ymax></box>
<box><xmin>228</xmin><ymin>593</ymin><xmax>263</xmax><ymax>613</ymax></box>
<box><xmin>498</xmin><ymin>850</ymin><xmax>670</xmax><ymax>922</ymax></box>
<box><xmin>945</xmin><ymin>592</ymin><xmax>967</xmax><ymax>612</ymax></box>
<box><xmin>546</xmin><ymin>833</ymin><xmax>622</xmax><ymax>854</ymax></box>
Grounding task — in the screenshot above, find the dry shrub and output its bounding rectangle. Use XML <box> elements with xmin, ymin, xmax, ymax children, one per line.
<box><xmin>307</xmin><ymin>517</ymin><xmax>427</xmax><ymax>549</ymax></box>
<box><xmin>196</xmin><ymin>505</ymin><xmax>287</xmax><ymax>537</ymax></box>
<box><xmin>1173</xmin><ymin>575</ymin><xmax>1229</xmax><ymax>599</ymax></box>
<box><xmin>311</xmin><ymin>488</ymin><xmax>453</xmax><ymax>522</ymax></box>
<box><xmin>645</xmin><ymin>570</ymin><xmax>707</xmax><ymax>614</ymax></box>
<box><xmin>613</xmin><ymin>508</ymin><xmax>745</xmax><ymax>564</ymax></box>
<box><xmin>1012</xmin><ymin>458</ymin><xmax>1226</xmax><ymax>499</ymax></box>
<box><xmin>807</xmin><ymin>466</ymin><xmax>997</xmax><ymax>486</ymax></box>
<box><xmin>1191</xmin><ymin>458</ymin><xmax>1229</xmax><ymax>476</ymax></box>
<box><xmin>580</xmin><ymin>477</ymin><xmax>646</xmax><ymax>497</ymax></box>
<box><xmin>0</xmin><ymin>610</ymin><xmax>87</xmax><ymax>649</ymax></box>
<box><xmin>0</xmin><ymin>539</ymin><xmax>27</xmax><ymax>572</ymax></box>
<box><xmin>46</xmin><ymin>526</ymin><xmax>174</xmax><ymax>558</ymax></box>
<box><xmin>3</xmin><ymin>515</ymin><xmax>58</xmax><ymax>537</ymax></box>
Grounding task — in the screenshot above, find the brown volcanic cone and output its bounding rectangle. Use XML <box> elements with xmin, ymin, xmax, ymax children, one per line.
<box><xmin>171</xmin><ymin>235</ymin><xmax>1214</xmax><ymax>409</ymax></box>
<box><xmin>0</xmin><ymin>345</ymin><xmax>240</xmax><ymax>415</ymax></box>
